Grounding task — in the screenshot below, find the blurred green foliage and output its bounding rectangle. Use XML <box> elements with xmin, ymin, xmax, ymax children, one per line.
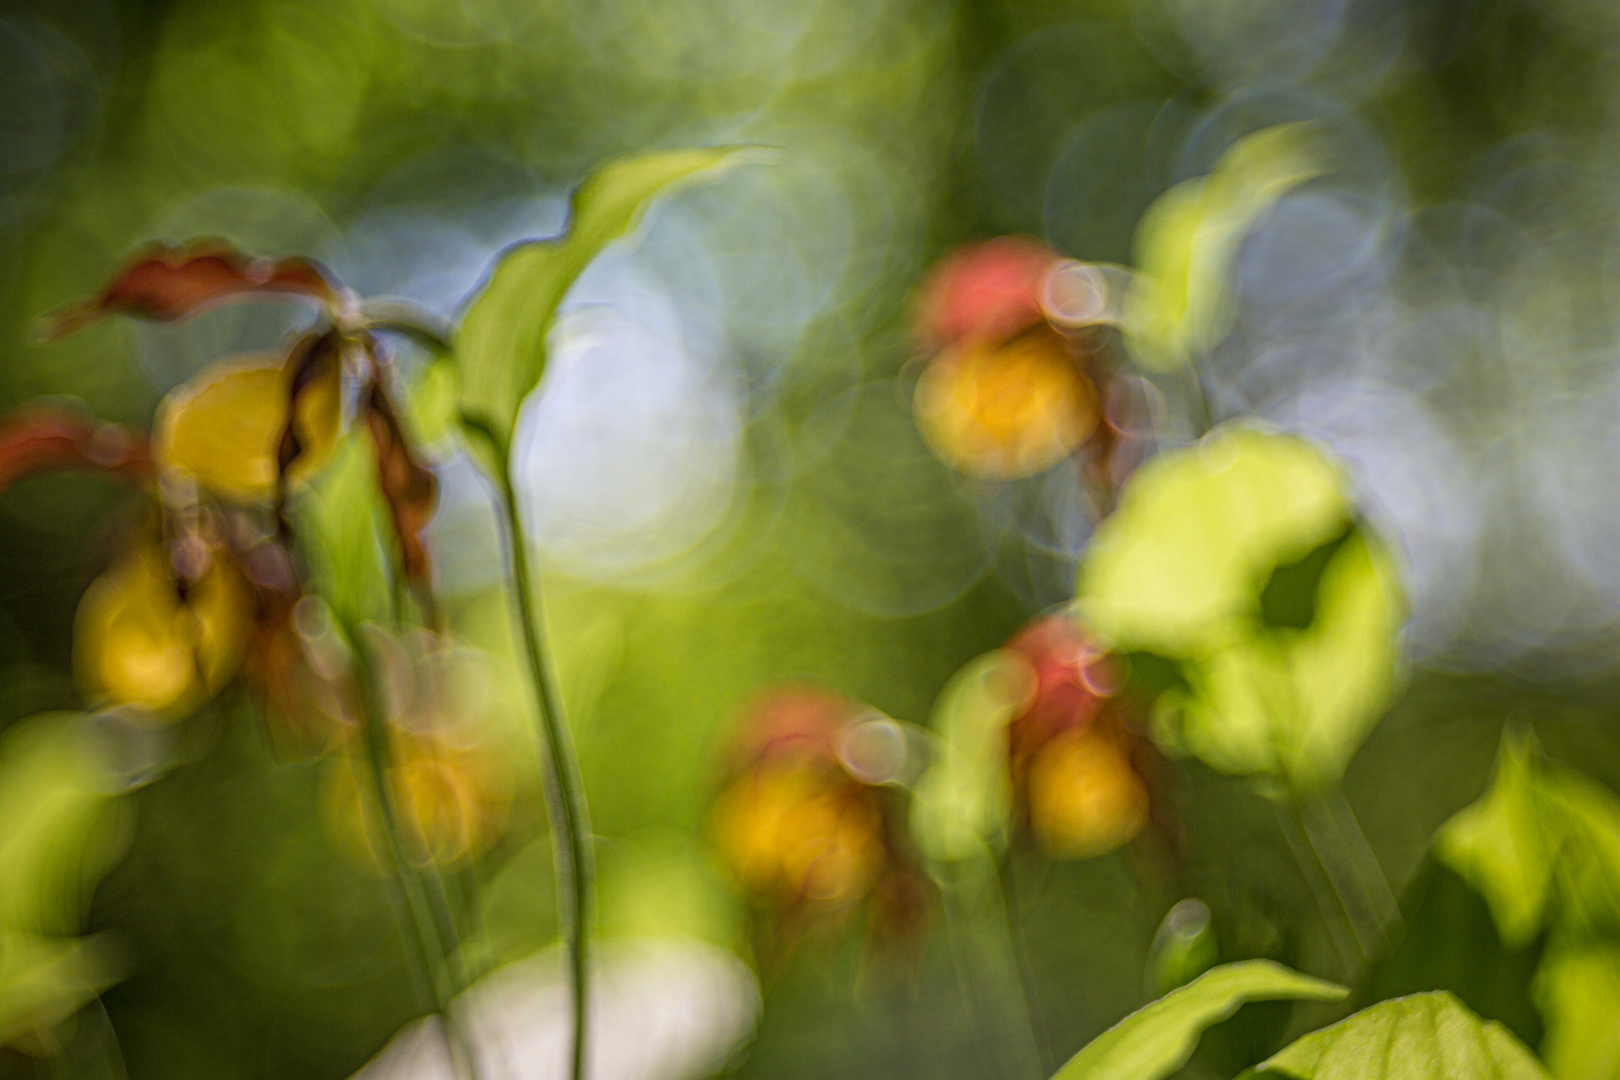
<box><xmin>3</xmin><ymin>0</ymin><xmax>1620</xmax><ymax>1078</ymax></box>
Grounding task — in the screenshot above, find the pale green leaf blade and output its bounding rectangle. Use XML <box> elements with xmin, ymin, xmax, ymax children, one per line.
<box><xmin>1052</xmin><ymin>960</ymin><xmax>1346</xmax><ymax>1080</ymax></box>
<box><xmin>1258</xmin><ymin>991</ymin><xmax>1550</xmax><ymax>1080</ymax></box>
<box><xmin>0</xmin><ymin>932</ymin><xmax>120</xmax><ymax>1048</ymax></box>
<box><xmin>1533</xmin><ymin>940</ymin><xmax>1620</xmax><ymax>1080</ymax></box>
<box><xmin>1079</xmin><ymin>425</ymin><xmax>1354</xmax><ymax>656</ymax></box>
<box><xmin>0</xmin><ymin>714</ymin><xmax>127</xmax><ymax>939</ymax></box>
<box><xmin>1434</xmin><ymin>730</ymin><xmax>1566</xmax><ymax>948</ymax></box>
<box><xmin>910</xmin><ymin>652</ymin><xmax>1021</xmax><ymax>861</ymax></box>
<box><xmin>456</xmin><ymin>146</ymin><xmax>764</xmax><ymax>449</ymax></box>
<box><xmin>1281</xmin><ymin>527</ymin><xmax>1406</xmax><ymax>790</ymax></box>
<box><xmin>1127</xmin><ymin>122</ymin><xmax>1325</xmax><ymax>370</ymax></box>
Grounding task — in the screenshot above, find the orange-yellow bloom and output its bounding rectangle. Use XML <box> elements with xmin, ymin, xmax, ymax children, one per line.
<box><xmin>712</xmin><ymin>762</ymin><xmax>886</xmax><ymax>909</ymax></box>
<box><xmin>154</xmin><ymin>351</ymin><xmax>342</xmax><ymax>502</ymax></box>
<box><xmin>325</xmin><ymin>728</ymin><xmax>513</xmax><ymax>867</ymax></box>
<box><xmin>914</xmin><ymin>327</ymin><xmax>1099</xmax><ymax>479</ymax></box>
<box><xmin>73</xmin><ymin>539</ymin><xmax>252</xmax><ymax>718</ymax></box>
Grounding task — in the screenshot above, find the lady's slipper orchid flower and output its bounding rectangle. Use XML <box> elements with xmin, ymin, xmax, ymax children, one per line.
<box><xmin>711</xmin><ymin>686</ymin><xmax>923</xmax><ymax>923</ymax></box>
<box><xmin>73</xmin><ymin>535</ymin><xmax>252</xmax><ymax>717</ymax></box>
<box><xmin>911</xmin><ymin>239</ymin><xmax>1149</xmax><ymax>512</ymax></box>
<box><xmin>26</xmin><ymin>239</ymin><xmax>453</xmax><ymax>729</ymax></box>
<box><xmin>913</xmin><ymin>238</ymin><xmax>1105</xmax><ymax>481</ymax></box>
<box><xmin>1001</xmin><ymin>615</ymin><xmax>1151</xmax><ymax>859</ymax></box>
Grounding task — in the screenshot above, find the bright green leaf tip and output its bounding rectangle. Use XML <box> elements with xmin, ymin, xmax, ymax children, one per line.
<box><xmin>455</xmin><ymin>144</ymin><xmax>770</xmax><ymax>456</ymax></box>
<box><xmin>1051</xmin><ymin>960</ymin><xmax>1346</xmax><ymax>1080</ymax></box>
<box><xmin>1126</xmin><ymin>121</ymin><xmax>1326</xmax><ymax>371</ymax></box>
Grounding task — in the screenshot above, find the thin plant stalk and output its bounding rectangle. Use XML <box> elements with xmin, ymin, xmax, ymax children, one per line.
<box><xmin>996</xmin><ymin>847</ymin><xmax>1054</xmax><ymax>1076</ymax></box>
<box><xmin>937</xmin><ymin>852</ymin><xmax>1045</xmax><ymax>1080</ymax></box>
<box><xmin>479</xmin><ymin>440</ymin><xmax>594</xmax><ymax>1080</ymax></box>
<box><xmin>1297</xmin><ymin>792</ymin><xmax>1397</xmax><ymax>957</ymax></box>
<box><xmin>351</xmin><ymin>635</ymin><xmax>478</xmax><ymax>1080</ymax></box>
<box><xmin>1274</xmin><ymin>801</ymin><xmax>1362</xmax><ymax>978</ymax></box>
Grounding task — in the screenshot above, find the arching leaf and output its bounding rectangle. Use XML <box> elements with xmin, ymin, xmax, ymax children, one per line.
<box><xmin>1126</xmin><ymin>123</ymin><xmax>1324</xmax><ymax>371</ymax></box>
<box><xmin>456</xmin><ymin>147</ymin><xmax>764</xmax><ymax>456</ymax></box>
<box><xmin>1052</xmin><ymin>960</ymin><xmax>1346</xmax><ymax>1080</ymax></box>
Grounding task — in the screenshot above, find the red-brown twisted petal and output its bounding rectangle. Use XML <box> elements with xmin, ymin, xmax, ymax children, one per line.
<box><xmin>0</xmin><ymin>405</ymin><xmax>152</xmax><ymax>494</ymax></box>
<box><xmin>35</xmin><ymin>240</ymin><xmax>338</xmax><ymax>342</ymax></box>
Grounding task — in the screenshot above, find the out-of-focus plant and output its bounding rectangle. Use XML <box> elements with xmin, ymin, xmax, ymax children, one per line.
<box><xmin>709</xmin><ymin>685</ymin><xmax>930</xmax><ymax>963</ymax></box>
<box><xmin>911</xmin><ymin>237</ymin><xmax>1145</xmax><ymax>511</ymax></box>
<box><xmin>1042</xmin><ymin>963</ymin><xmax>1547</xmax><ymax>1080</ymax></box>
<box><xmin>1435</xmin><ymin>728</ymin><xmax>1620</xmax><ymax>1080</ymax></box>
<box><xmin>1122</xmin><ymin>123</ymin><xmax>1324</xmax><ymax>378</ymax></box>
<box><xmin>0</xmin><ymin>713</ymin><xmax>131</xmax><ymax>1054</ymax></box>
<box><xmin>910</xmin><ymin>614</ymin><xmax>1158</xmax><ymax>868</ymax></box>
<box><xmin>1078</xmin><ymin>423</ymin><xmax>1405</xmax><ymax>973</ymax></box>
<box><xmin>1001</xmin><ymin>615</ymin><xmax>1152</xmax><ymax>860</ymax></box>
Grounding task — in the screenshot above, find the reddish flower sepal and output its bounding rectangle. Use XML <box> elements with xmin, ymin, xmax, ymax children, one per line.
<box><xmin>915</xmin><ymin>237</ymin><xmax>1058</xmax><ymax>350</ymax></box>
<box><xmin>0</xmin><ymin>405</ymin><xmax>151</xmax><ymax>494</ymax></box>
<box><xmin>35</xmin><ymin>240</ymin><xmax>339</xmax><ymax>342</ymax></box>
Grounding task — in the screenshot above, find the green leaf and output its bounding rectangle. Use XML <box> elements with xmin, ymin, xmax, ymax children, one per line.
<box><xmin>1434</xmin><ymin>728</ymin><xmax>1620</xmax><ymax>946</ymax></box>
<box><xmin>0</xmin><ymin>714</ymin><xmax>129</xmax><ymax>1045</ymax></box>
<box><xmin>1434</xmin><ymin>729</ymin><xmax>1561</xmax><ymax>948</ymax></box>
<box><xmin>1532</xmin><ymin>941</ymin><xmax>1620</xmax><ymax>1080</ymax></box>
<box><xmin>297</xmin><ymin>434</ymin><xmax>393</xmax><ymax>628</ymax></box>
<box><xmin>1080</xmin><ymin>425</ymin><xmax>1356</xmax><ymax>657</ymax></box>
<box><xmin>1257</xmin><ymin>991</ymin><xmax>1550</xmax><ymax>1080</ymax></box>
<box><xmin>1052</xmin><ymin>960</ymin><xmax>1346</xmax><ymax>1080</ymax></box>
<box><xmin>456</xmin><ymin>146</ymin><xmax>764</xmax><ymax>454</ymax></box>
<box><xmin>1080</xmin><ymin>426</ymin><xmax>1405</xmax><ymax>790</ymax></box>
<box><xmin>1126</xmin><ymin>122</ymin><xmax>1325</xmax><ymax>370</ymax></box>
<box><xmin>910</xmin><ymin>652</ymin><xmax>1020</xmax><ymax>862</ymax></box>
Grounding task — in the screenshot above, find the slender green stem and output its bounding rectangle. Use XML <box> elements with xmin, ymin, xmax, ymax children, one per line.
<box><xmin>470</xmin><ymin>420</ymin><xmax>593</xmax><ymax>1080</ymax></box>
<box><xmin>937</xmin><ymin>851</ymin><xmax>1045</xmax><ymax>1080</ymax></box>
<box><xmin>1297</xmin><ymin>792</ymin><xmax>1396</xmax><ymax>959</ymax></box>
<box><xmin>996</xmin><ymin>848</ymin><xmax>1054</xmax><ymax>1076</ymax></box>
<box><xmin>351</xmin><ymin>634</ymin><xmax>477</xmax><ymax>1080</ymax></box>
<box><xmin>1274</xmin><ymin>800</ymin><xmax>1362</xmax><ymax>978</ymax></box>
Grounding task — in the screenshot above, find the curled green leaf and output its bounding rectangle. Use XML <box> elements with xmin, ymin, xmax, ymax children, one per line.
<box><xmin>1053</xmin><ymin>960</ymin><xmax>1346</xmax><ymax>1080</ymax></box>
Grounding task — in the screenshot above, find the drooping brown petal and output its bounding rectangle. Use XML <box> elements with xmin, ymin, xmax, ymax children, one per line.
<box><xmin>35</xmin><ymin>240</ymin><xmax>339</xmax><ymax>341</ymax></box>
<box><xmin>362</xmin><ymin>381</ymin><xmax>438</xmax><ymax>591</ymax></box>
<box><xmin>0</xmin><ymin>405</ymin><xmax>152</xmax><ymax>494</ymax></box>
<box><xmin>272</xmin><ymin>328</ymin><xmax>344</xmax><ymax>528</ymax></box>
